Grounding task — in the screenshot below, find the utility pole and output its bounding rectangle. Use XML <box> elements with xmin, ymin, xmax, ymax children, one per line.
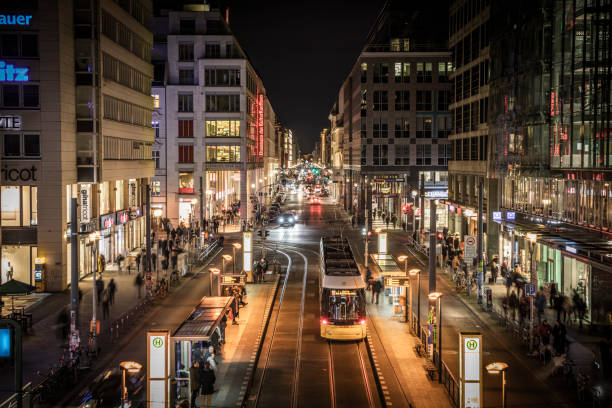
<box><xmin>477</xmin><ymin>180</ymin><xmax>484</xmax><ymax>304</ymax></box>
<box><xmin>419</xmin><ymin>173</ymin><xmax>425</xmax><ymax>245</ymax></box>
<box><xmin>429</xmin><ymin>199</ymin><xmax>436</xmax><ymax>292</ymax></box>
<box><xmin>364</xmin><ymin>209</ymin><xmax>369</xmax><ymax>268</ymax></box>
<box><xmin>70</xmin><ymin>198</ymin><xmax>80</xmax><ymax>361</ymax></box>
<box><xmin>145</xmin><ymin>184</ymin><xmax>152</xmax><ymax>275</ymax></box>
<box><xmin>199</xmin><ymin>176</ymin><xmax>204</xmax><ymax>248</ymax></box>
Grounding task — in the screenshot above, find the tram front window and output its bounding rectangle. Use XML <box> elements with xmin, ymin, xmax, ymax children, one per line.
<box><xmin>322</xmin><ymin>289</ymin><xmax>365</xmax><ymax>323</ymax></box>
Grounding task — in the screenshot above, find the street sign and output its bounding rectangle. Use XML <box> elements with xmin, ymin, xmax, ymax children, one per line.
<box><xmin>459</xmin><ymin>332</ymin><xmax>483</xmax><ymax>408</ymax></box>
<box><xmin>383</xmin><ymin>276</ymin><xmax>411</xmax><ymax>287</ymax></box>
<box><xmin>464</xmin><ymin>235</ymin><xmax>477</xmax><ymax>260</ymax></box>
<box><xmin>525</xmin><ymin>283</ymin><xmax>536</xmax><ymax>297</ymax></box>
<box><xmin>147</xmin><ymin>330</ymin><xmax>169</xmax><ymax>408</ymax></box>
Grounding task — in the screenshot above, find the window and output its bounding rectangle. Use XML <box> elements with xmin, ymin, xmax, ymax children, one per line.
<box><xmin>361</xmin><ymin>145</ymin><xmax>367</xmax><ymax>165</ymax></box>
<box><xmin>205</xmin><ymin>120</ymin><xmax>241</xmax><ymax>137</ymax></box>
<box><xmin>151</xmin><ymin>181</ymin><xmax>161</xmax><ymax>196</ymax></box>
<box><xmin>360</xmin><ymin>89</ymin><xmax>367</xmax><ymax>117</ymax></box>
<box><xmin>416</xmin><ymin>63</ymin><xmax>432</xmax><ymax>83</ymax></box>
<box><xmin>152</xmin><ymin>150</ymin><xmax>160</xmax><ymax>169</ymax></box>
<box><xmin>373</xmin><ymin>145</ymin><xmax>388</xmax><ymax>165</ymax></box>
<box><xmin>394</xmin><ymin>144</ymin><xmax>410</xmax><ymax>165</ymax></box>
<box><xmin>416</xmin><ymin>91</ymin><xmax>432</xmax><ymax>111</ymax></box>
<box><xmin>178</xmin><ymin>94</ymin><xmax>193</xmax><ymax>112</ymax></box>
<box><xmin>394</xmin><ymin>90</ymin><xmax>410</xmax><ymax>111</ymax></box>
<box><xmin>179</xmin><ymin>172</ymin><xmax>194</xmax><ymax>193</ymax></box>
<box><xmin>205</xmin><ymin>43</ymin><xmax>220</xmax><ymax>58</ymax></box>
<box><xmin>103</xmin><ymin>53</ymin><xmax>152</xmax><ymax>94</ymax></box>
<box><xmin>1</xmin><ymin>34</ymin><xmax>18</xmax><ymax>57</ymax></box>
<box><xmin>2</xmin><ymin>133</ymin><xmax>39</xmax><ymax>158</ymax></box>
<box><xmin>361</xmin><ymin>121</ymin><xmax>367</xmax><ymax>139</ymax></box>
<box><xmin>373</xmin><ymin>63</ymin><xmax>389</xmax><ymax>83</ymax></box>
<box><xmin>416</xmin><ymin>144</ymin><xmax>431</xmax><ymax>165</ymax></box>
<box><xmin>179</xmin><ymin>69</ymin><xmax>194</xmax><ymax>85</ymax></box>
<box><xmin>438</xmin><ymin>144</ymin><xmax>452</xmax><ymax>165</ymax></box>
<box><xmin>373</xmin><ymin>118</ymin><xmax>388</xmax><ymax>138</ymax></box>
<box><xmin>394</xmin><ymin>62</ymin><xmax>410</xmax><ymax>83</ymax></box>
<box><xmin>205</xmin><ymin>69</ymin><xmax>241</xmax><ymax>86</ymax></box>
<box><xmin>470</xmin><ymin>137</ymin><xmax>478</xmax><ymax>160</ymax></box>
<box><xmin>152</xmin><ymin>94</ymin><xmax>160</xmax><ymax>108</ymax></box>
<box><xmin>394</xmin><ymin>118</ymin><xmax>410</xmax><ymax>138</ymax></box>
<box><xmin>152</xmin><ymin>121</ymin><xmax>160</xmax><ymax>138</ymax></box>
<box><xmin>438</xmin><ymin>62</ymin><xmax>453</xmax><ymax>82</ymax></box>
<box><xmin>226</xmin><ymin>42</ymin><xmax>234</xmax><ymax>57</ymax></box>
<box><xmin>23</xmin><ymin>85</ymin><xmax>39</xmax><ymax>107</ymax></box>
<box><xmin>360</xmin><ymin>63</ymin><xmax>367</xmax><ymax>83</ymax></box>
<box><xmin>206</xmin><ymin>145</ymin><xmax>241</xmax><ymax>162</ymax></box>
<box><xmin>180</xmin><ymin>19</ymin><xmax>195</xmax><ymax>34</ymax></box>
<box><xmin>1</xmin><ymin>186</ymin><xmax>20</xmax><ymax>226</ymax></box>
<box><xmin>103</xmin><ymin>95</ymin><xmax>153</xmax><ymax>127</ymax></box>
<box><xmin>178</xmin><ymin>119</ymin><xmax>194</xmax><ymax>138</ymax></box>
<box><xmin>390</xmin><ymin>38</ymin><xmax>410</xmax><ymax>52</ymax></box>
<box><xmin>438</xmin><ymin>90</ymin><xmax>451</xmax><ymax>111</ymax></box>
<box><xmin>21</xmin><ymin>34</ymin><xmax>38</xmax><ymax>57</ymax></box>
<box><xmin>3</xmin><ymin>85</ymin><xmax>19</xmax><ymax>107</ymax></box>
<box><xmin>178</xmin><ymin>144</ymin><xmax>194</xmax><ymax>163</ymax></box>
<box><xmin>416</xmin><ymin>117</ymin><xmax>432</xmax><ymax>138</ymax></box>
<box><xmin>178</xmin><ymin>43</ymin><xmax>194</xmax><ymax>61</ymax></box>
<box><xmin>437</xmin><ymin>116</ymin><xmax>452</xmax><ymax>138</ymax></box>
<box><xmin>373</xmin><ymin>91</ymin><xmax>388</xmax><ymax>111</ymax></box>
<box><xmin>206</xmin><ymin>94</ymin><xmax>240</xmax><ymax>112</ymax></box>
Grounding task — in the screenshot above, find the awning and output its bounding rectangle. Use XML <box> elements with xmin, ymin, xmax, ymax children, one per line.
<box><xmin>370</xmin><ymin>254</ymin><xmax>403</xmax><ymax>276</ymax></box>
<box><xmin>171</xmin><ymin>296</ymin><xmax>233</xmax><ymax>342</ymax></box>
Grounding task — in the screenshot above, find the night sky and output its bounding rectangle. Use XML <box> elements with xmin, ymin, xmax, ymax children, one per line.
<box><xmin>223</xmin><ymin>0</ymin><xmax>387</xmax><ymax>153</ymax></box>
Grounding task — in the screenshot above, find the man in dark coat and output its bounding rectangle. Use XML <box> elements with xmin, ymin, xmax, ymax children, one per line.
<box><xmin>189</xmin><ymin>361</ymin><xmax>200</xmax><ymax>407</ymax></box>
<box><xmin>199</xmin><ymin>361</ymin><xmax>216</xmax><ymax>408</ymax></box>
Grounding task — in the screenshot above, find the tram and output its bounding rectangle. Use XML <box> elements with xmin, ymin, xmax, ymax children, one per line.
<box><xmin>319</xmin><ymin>236</ymin><xmax>367</xmax><ymax>340</ymax></box>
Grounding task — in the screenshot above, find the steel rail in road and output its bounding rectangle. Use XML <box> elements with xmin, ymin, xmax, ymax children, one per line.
<box><xmin>328</xmin><ymin>341</ymin><xmax>379</xmax><ymax>408</ymax></box>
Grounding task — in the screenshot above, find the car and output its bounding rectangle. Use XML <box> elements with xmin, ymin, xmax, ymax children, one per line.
<box><xmin>278</xmin><ymin>213</ymin><xmax>296</xmax><ymax>227</ymax></box>
<box><xmin>310</xmin><ymin>196</ymin><xmax>321</xmax><ymax>204</ymax></box>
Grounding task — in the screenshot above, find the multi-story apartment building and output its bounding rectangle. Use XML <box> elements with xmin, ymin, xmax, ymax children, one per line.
<box><xmin>276</xmin><ymin>124</ymin><xmax>297</xmax><ymax>169</ymax></box>
<box><xmin>489</xmin><ymin>0</ymin><xmax>612</xmax><ymax>325</ymax></box>
<box><xmin>149</xmin><ymin>4</ymin><xmax>277</xmax><ymax>226</ymax></box>
<box><xmin>328</xmin><ymin>102</ymin><xmax>344</xmax><ymax>201</ymax></box>
<box><xmin>0</xmin><ymin>0</ymin><xmax>154</xmax><ymax>290</ymax></box>
<box><xmin>446</xmin><ymin>0</ymin><xmax>497</xmax><ymax>253</ymax></box>
<box><xmin>333</xmin><ymin>0</ymin><xmax>452</xmax><ymax>232</ymax></box>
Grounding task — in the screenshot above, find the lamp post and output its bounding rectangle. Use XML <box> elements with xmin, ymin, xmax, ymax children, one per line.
<box><xmin>411</xmin><ymin>190</ymin><xmax>418</xmax><ymax>235</ymax></box>
<box><xmin>398</xmin><ymin>255</ymin><xmax>409</xmax><ymax>323</ymax></box>
<box><xmin>486</xmin><ymin>362</ymin><xmax>509</xmax><ymax>408</ymax></box>
<box><xmin>209</xmin><ymin>268</ymin><xmax>220</xmax><ymax>296</ymax></box>
<box><xmin>232</xmin><ymin>243</ymin><xmax>242</xmax><ymax>274</ymax></box>
<box><xmin>222</xmin><ymin>254</ymin><xmax>232</xmax><ymax>275</ymax></box>
<box><xmin>429</xmin><ymin>291</ymin><xmax>443</xmax><ymax>382</ymax></box>
<box><xmin>527</xmin><ymin>232</ymin><xmax>537</xmax><ymax>354</ymax></box>
<box><xmin>88</xmin><ymin>231</ymin><xmax>101</xmax><ymax>354</ymax></box>
<box><xmin>120</xmin><ymin>361</ymin><xmax>142</xmax><ymax>407</ymax></box>
<box><xmin>409</xmin><ymin>268</ymin><xmax>421</xmax><ymax>334</ymax></box>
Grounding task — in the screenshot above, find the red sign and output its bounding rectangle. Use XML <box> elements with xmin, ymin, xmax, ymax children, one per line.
<box><xmin>257</xmin><ymin>91</ymin><xmax>264</xmax><ymax>159</ymax></box>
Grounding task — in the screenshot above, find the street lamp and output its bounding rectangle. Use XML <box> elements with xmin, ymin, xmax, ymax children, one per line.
<box><xmin>486</xmin><ymin>362</ymin><xmax>509</xmax><ymax>408</ymax></box>
<box><xmin>232</xmin><ymin>243</ymin><xmax>242</xmax><ymax>274</ymax></box>
<box><xmin>88</xmin><ymin>231</ymin><xmax>101</xmax><ymax>354</ymax></box>
<box><xmin>209</xmin><ymin>268</ymin><xmax>220</xmax><ymax>296</ymax></box>
<box><xmin>222</xmin><ymin>254</ymin><xmax>232</xmax><ymax>274</ymax></box>
<box><xmin>428</xmin><ymin>291</ymin><xmax>443</xmax><ymax>382</ymax></box>
<box><xmin>411</xmin><ymin>190</ymin><xmax>418</xmax><ymax>234</ymax></box>
<box><xmin>409</xmin><ymin>268</ymin><xmax>421</xmax><ymax>334</ymax></box>
<box><xmin>120</xmin><ymin>361</ymin><xmax>142</xmax><ymax>407</ymax></box>
<box><xmin>398</xmin><ymin>255</ymin><xmax>409</xmax><ymax>323</ymax></box>
<box><xmin>527</xmin><ymin>232</ymin><xmax>537</xmax><ymax>354</ymax></box>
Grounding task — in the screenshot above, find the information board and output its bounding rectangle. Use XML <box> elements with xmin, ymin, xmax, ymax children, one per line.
<box><xmin>147</xmin><ymin>330</ymin><xmax>169</xmax><ymax>408</ymax></box>
<box><xmin>464</xmin><ymin>235</ymin><xmax>477</xmax><ymax>261</ymax></box>
<box><xmin>384</xmin><ymin>276</ymin><xmax>411</xmax><ymax>287</ymax></box>
<box><xmin>459</xmin><ymin>332</ymin><xmax>482</xmax><ymax>408</ymax></box>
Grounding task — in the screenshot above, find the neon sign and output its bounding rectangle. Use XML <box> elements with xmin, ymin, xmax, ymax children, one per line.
<box><xmin>0</xmin><ymin>61</ymin><xmax>29</xmax><ymax>82</ymax></box>
<box><xmin>257</xmin><ymin>92</ymin><xmax>264</xmax><ymax>159</ymax></box>
<box><xmin>0</xmin><ymin>14</ymin><xmax>32</xmax><ymax>26</ymax></box>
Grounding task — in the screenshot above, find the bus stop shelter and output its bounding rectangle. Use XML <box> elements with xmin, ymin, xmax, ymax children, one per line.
<box><xmin>370</xmin><ymin>254</ymin><xmax>405</xmax><ymax>314</ymax></box>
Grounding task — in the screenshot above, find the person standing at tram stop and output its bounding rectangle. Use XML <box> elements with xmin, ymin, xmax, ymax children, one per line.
<box><xmin>189</xmin><ymin>361</ymin><xmax>200</xmax><ymax>408</ymax></box>
<box><xmin>371</xmin><ymin>278</ymin><xmax>382</xmax><ymax>304</ymax></box>
<box><xmin>199</xmin><ymin>361</ymin><xmax>216</xmax><ymax>408</ymax></box>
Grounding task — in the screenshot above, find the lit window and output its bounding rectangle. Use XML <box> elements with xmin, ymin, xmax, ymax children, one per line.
<box><xmin>152</xmin><ymin>94</ymin><xmax>160</xmax><ymax>108</ymax></box>
<box><xmin>205</xmin><ymin>120</ymin><xmax>241</xmax><ymax>137</ymax></box>
<box><xmin>179</xmin><ymin>172</ymin><xmax>194</xmax><ymax>194</ymax></box>
<box><xmin>151</xmin><ymin>180</ymin><xmax>161</xmax><ymax>196</ymax></box>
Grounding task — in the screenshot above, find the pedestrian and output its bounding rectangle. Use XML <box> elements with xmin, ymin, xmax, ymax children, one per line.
<box><xmin>205</xmin><ymin>345</ymin><xmax>217</xmax><ymax>373</ymax></box>
<box><xmin>372</xmin><ymin>278</ymin><xmax>382</xmax><ymax>304</ymax></box>
<box><xmin>135</xmin><ymin>273</ymin><xmax>144</xmax><ymax>298</ymax></box>
<box><xmin>108</xmin><ymin>278</ymin><xmax>117</xmax><ymax>305</ymax></box>
<box><xmin>490</xmin><ymin>259</ymin><xmax>498</xmax><ymax>283</ymax></box>
<box><xmin>220</xmin><ymin>311</ymin><xmax>228</xmax><ymax>344</ymax></box>
<box><xmin>189</xmin><ymin>361</ymin><xmax>200</xmax><ymax>408</ymax></box>
<box><xmin>127</xmin><ymin>260</ymin><xmax>132</xmax><ymax>275</ymax></box>
<box><xmin>385</xmin><ymin>216</ymin><xmax>390</xmax><ymax>229</ymax></box>
<box><xmin>391</xmin><ymin>214</ymin><xmax>397</xmax><ymax>229</ymax></box>
<box><xmin>162</xmin><ymin>256</ymin><xmax>169</xmax><ymax>276</ymax></box>
<box><xmin>501</xmin><ymin>261</ymin><xmax>509</xmax><ymax>279</ymax></box>
<box><xmin>549</xmin><ymin>284</ymin><xmax>558</xmax><ymax>308</ymax></box>
<box><xmin>552</xmin><ymin>320</ymin><xmax>567</xmax><ymax>356</ymax></box>
<box><xmin>365</xmin><ymin>268</ymin><xmax>372</xmax><ymax>290</ymax></box>
<box><xmin>136</xmin><ymin>253</ymin><xmax>141</xmax><ymax>273</ymax></box>
<box><xmin>96</xmin><ymin>277</ymin><xmax>104</xmax><ymax>305</ymax></box>
<box><xmin>102</xmin><ymin>289</ymin><xmax>110</xmax><ymax>320</ymax></box>
<box><xmin>572</xmin><ymin>291</ymin><xmax>586</xmax><ymax>328</ymax></box>
<box><xmin>152</xmin><ymin>252</ymin><xmax>157</xmax><ymax>272</ymax></box>
<box><xmin>553</xmin><ymin>294</ymin><xmax>564</xmax><ymax>321</ymax></box>
<box><xmin>199</xmin><ymin>361</ymin><xmax>216</xmax><ymax>408</ymax></box>
<box><xmin>505</xmin><ymin>272</ymin><xmax>513</xmax><ymax>297</ymax></box>
<box><xmin>535</xmin><ymin>288</ymin><xmax>546</xmax><ymax>324</ymax></box>
<box><xmin>537</xmin><ymin>319</ymin><xmax>553</xmax><ymax>345</ymax></box>
<box><xmin>56</xmin><ymin>307</ymin><xmax>69</xmax><ymax>342</ymax></box>
<box><xmin>508</xmin><ymin>290</ymin><xmax>519</xmax><ymax>321</ymax></box>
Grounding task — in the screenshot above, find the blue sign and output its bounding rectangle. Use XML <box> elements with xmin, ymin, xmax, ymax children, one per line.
<box><xmin>0</xmin><ymin>14</ymin><xmax>32</xmax><ymax>26</ymax></box>
<box><xmin>525</xmin><ymin>283</ymin><xmax>536</xmax><ymax>297</ymax></box>
<box><xmin>505</xmin><ymin>211</ymin><xmax>516</xmax><ymax>221</ymax></box>
<box><xmin>0</xmin><ymin>328</ymin><xmax>10</xmax><ymax>357</ymax></box>
<box><xmin>492</xmin><ymin>211</ymin><xmax>502</xmax><ymax>222</ymax></box>
<box><xmin>0</xmin><ymin>61</ymin><xmax>29</xmax><ymax>82</ymax></box>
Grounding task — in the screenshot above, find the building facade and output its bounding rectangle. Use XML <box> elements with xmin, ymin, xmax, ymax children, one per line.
<box><xmin>150</xmin><ymin>5</ymin><xmax>278</xmax><ymax>227</ymax></box>
<box><xmin>0</xmin><ymin>0</ymin><xmax>154</xmax><ymax>291</ymax></box>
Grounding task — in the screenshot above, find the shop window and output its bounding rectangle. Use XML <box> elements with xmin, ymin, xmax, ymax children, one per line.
<box><xmin>2</xmin><ymin>246</ymin><xmax>33</xmax><ymax>284</ymax></box>
<box><xmin>178</xmin><ymin>119</ymin><xmax>194</xmax><ymax>137</ymax></box>
<box><xmin>151</xmin><ymin>180</ymin><xmax>161</xmax><ymax>196</ymax></box>
<box><xmin>206</xmin><ymin>145</ymin><xmax>240</xmax><ymax>162</ymax></box>
<box><xmin>1</xmin><ymin>186</ymin><xmax>20</xmax><ymax>226</ymax></box>
<box><xmin>178</xmin><ymin>144</ymin><xmax>194</xmax><ymax>163</ymax></box>
<box><xmin>179</xmin><ymin>172</ymin><xmax>194</xmax><ymax>193</ymax></box>
<box><xmin>205</xmin><ymin>120</ymin><xmax>240</xmax><ymax>137</ymax></box>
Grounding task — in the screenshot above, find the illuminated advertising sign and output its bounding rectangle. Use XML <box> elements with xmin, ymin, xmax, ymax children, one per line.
<box><xmin>117</xmin><ymin>210</ymin><xmax>129</xmax><ymax>224</ymax></box>
<box><xmin>0</xmin><ymin>329</ymin><xmax>10</xmax><ymax>357</ymax></box>
<box><xmin>0</xmin><ymin>61</ymin><xmax>29</xmax><ymax>82</ymax></box>
<box><xmin>0</xmin><ymin>14</ymin><xmax>33</xmax><ymax>25</ymax></box>
<box><xmin>424</xmin><ymin>190</ymin><xmax>448</xmax><ymax>199</ymax></box>
<box><xmin>243</xmin><ymin>231</ymin><xmax>252</xmax><ymax>272</ymax></box>
<box><xmin>257</xmin><ymin>91</ymin><xmax>264</xmax><ymax>159</ymax></box>
<box><xmin>505</xmin><ymin>211</ymin><xmax>516</xmax><ymax>221</ymax></box>
<box><xmin>100</xmin><ymin>213</ymin><xmax>116</xmax><ymax>229</ymax></box>
<box><xmin>0</xmin><ymin>115</ymin><xmax>21</xmax><ymax>130</ymax></box>
<box><xmin>492</xmin><ymin>211</ymin><xmax>502</xmax><ymax>223</ymax></box>
<box><xmin>378</xmin><ymin>232</ymin><xmax>388</xmax><ymax>254</ymax></box>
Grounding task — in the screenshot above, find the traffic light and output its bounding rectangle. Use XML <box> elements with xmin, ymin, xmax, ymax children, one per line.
<box><xmin>437</xmin><ymin>232</ymin><xmax>444</xmax><ymax>240</ymax></box>
<box><xmin>367</xmin><ymin>230</ymin><xmax>372</xmax><ymax>237</ymax></box>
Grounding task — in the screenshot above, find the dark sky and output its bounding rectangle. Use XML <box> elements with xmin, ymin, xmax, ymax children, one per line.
<box><xmin>225</xmin><ymin>0</ymin><xmax>387</xmax><ymax>153</ymax></box>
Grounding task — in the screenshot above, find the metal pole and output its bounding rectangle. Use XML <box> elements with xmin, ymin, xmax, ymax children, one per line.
<box><xmin>438</xmin><ymin>297</ymin><xmax>442</xmax><ymax>382</ymax></box>
<box><xmin>233</xmin><ymin>247</ymin><xmax>236</xmax><ymax>274</ymax></box>
<box><xmin>419</xmin><ymin>174</ymin><xmax>425</xmax><ymax>244</ymax></box>
<box><xmin>200</xmin><ymin>176</ymin><xmax>204</xmax><ymax>248</ymax></box>
<box><xmin>409</xmin><ymin>279</ymin><xmax>413</xmax><ymax>330</ymax></box>
<box><xmin>70</xmin><ymin>198</ymin><xmax>80</xmax><ymax>360</ymax></box>
<box><xmin>91</xmin><ymin>242</ymin><xmax>98</xmax><ymax>353</ymax></box>
<box><xmin>502</xmin><ymin>369</ymin><xmax>507</xmax><ymax>408</ymax></box>
<box><xmin>121</xmin><ymin>367</ymin><xmax>126</xmax><ymax>407</ymax></box>
<box><xmin>403</xmin><ymin>260</ymin><xmax>408</xmax><ymax>324</ymax></box>
<box><xmin>429</xmin><ymin>199</ymin><xmax>436</xmax><ymax>292</ymax></box>
<box><xmin>529</xmin><ymin>244</ymin><xmax>535</xmax><ymax>353</ymax></box>
<box><xmin>145</xmin><ymin>184</ymin><xmax>152</xmax><ymax>275</ymax></box>
<box><xmin>364</xmin><ymin>209</ymin><xmax>369</xmax><ymax>268</ymax></box>
<box><xmin>209</xmin><ymin>272</ymin><xmax>212</xmax><ymax>297</ymax></box>
<box><xmin>1</xmin><ymin>319</ymin><xmax>22</xmax><ymax>408</ymax></box>
<box><xmin>477</xmin><ymin>180</ymin><xmax>484</xmax><ymax>304</ymax></box>
<box><xmin>417</xmin><ymin>273</ymin><xmax>421</xmax><ymax>333</ymax></box>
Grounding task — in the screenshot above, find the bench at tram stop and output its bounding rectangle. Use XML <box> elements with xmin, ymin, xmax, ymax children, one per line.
<box><xmin>424</xmin><ymin>361</ymin><xmax>437</xmax><ymax>381</ymax></box>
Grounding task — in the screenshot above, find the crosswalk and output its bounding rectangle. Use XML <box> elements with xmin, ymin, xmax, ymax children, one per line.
<box><xmin>370</xmin><ymin>216</ymin><xmax>403</xmax><ymax>230</ymax></box>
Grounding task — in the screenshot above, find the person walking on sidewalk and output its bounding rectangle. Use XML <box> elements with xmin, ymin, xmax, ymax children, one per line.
<box><xmin>371</xmin><ymin>279</ymin><xmax>382</xmax><ymax>304</ymax></box>
<box><xmin>199</xmin><ymin>361</ymin><xmax>216</xmax><ymax>408</ymax></box>
<box><xmin>135</xmin><ymin>273</ymin><xmax>144</xmax><ymax>298</ymax></box>
<box><xmin>96</xmin><ymin>277</ymin><xmax>104</xmax><ymax>305</ymax></box>
<box><xmin>189</xmin><ymin>361</ymin><xmax>200</xmax><ymax>408</ymax></box>
<box><xmin>136</xmin><ymin>253</ymin><xmax>141</xmax><ymax>273</ymax></box>
<box><xmin>108</xmin><ymin>278</ymin><xmax>117</xmax><ymax>305</ymax></box>
<box><xmin>391</xmin><ymin>214</ymin><xmax>397</xmax><ymax>229</ymax></box>
<box><xmin>102</xmin><ymin>289</ymin><xmax>110</xmax><ymax>320</ymax></box>
<box><xmin>552</xmin><ymin>320</ymin><xmax>567</xmax><ymax>356</ymax></box>
<box><xmin>535</xmin><ymin>288</ymin><xmax>546</xmax><ymax>324</ymax></box>
<box><xmin>152</xmin><ymin>252</ymin><xmax>157</xmax><ymax>273</ymax></box>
